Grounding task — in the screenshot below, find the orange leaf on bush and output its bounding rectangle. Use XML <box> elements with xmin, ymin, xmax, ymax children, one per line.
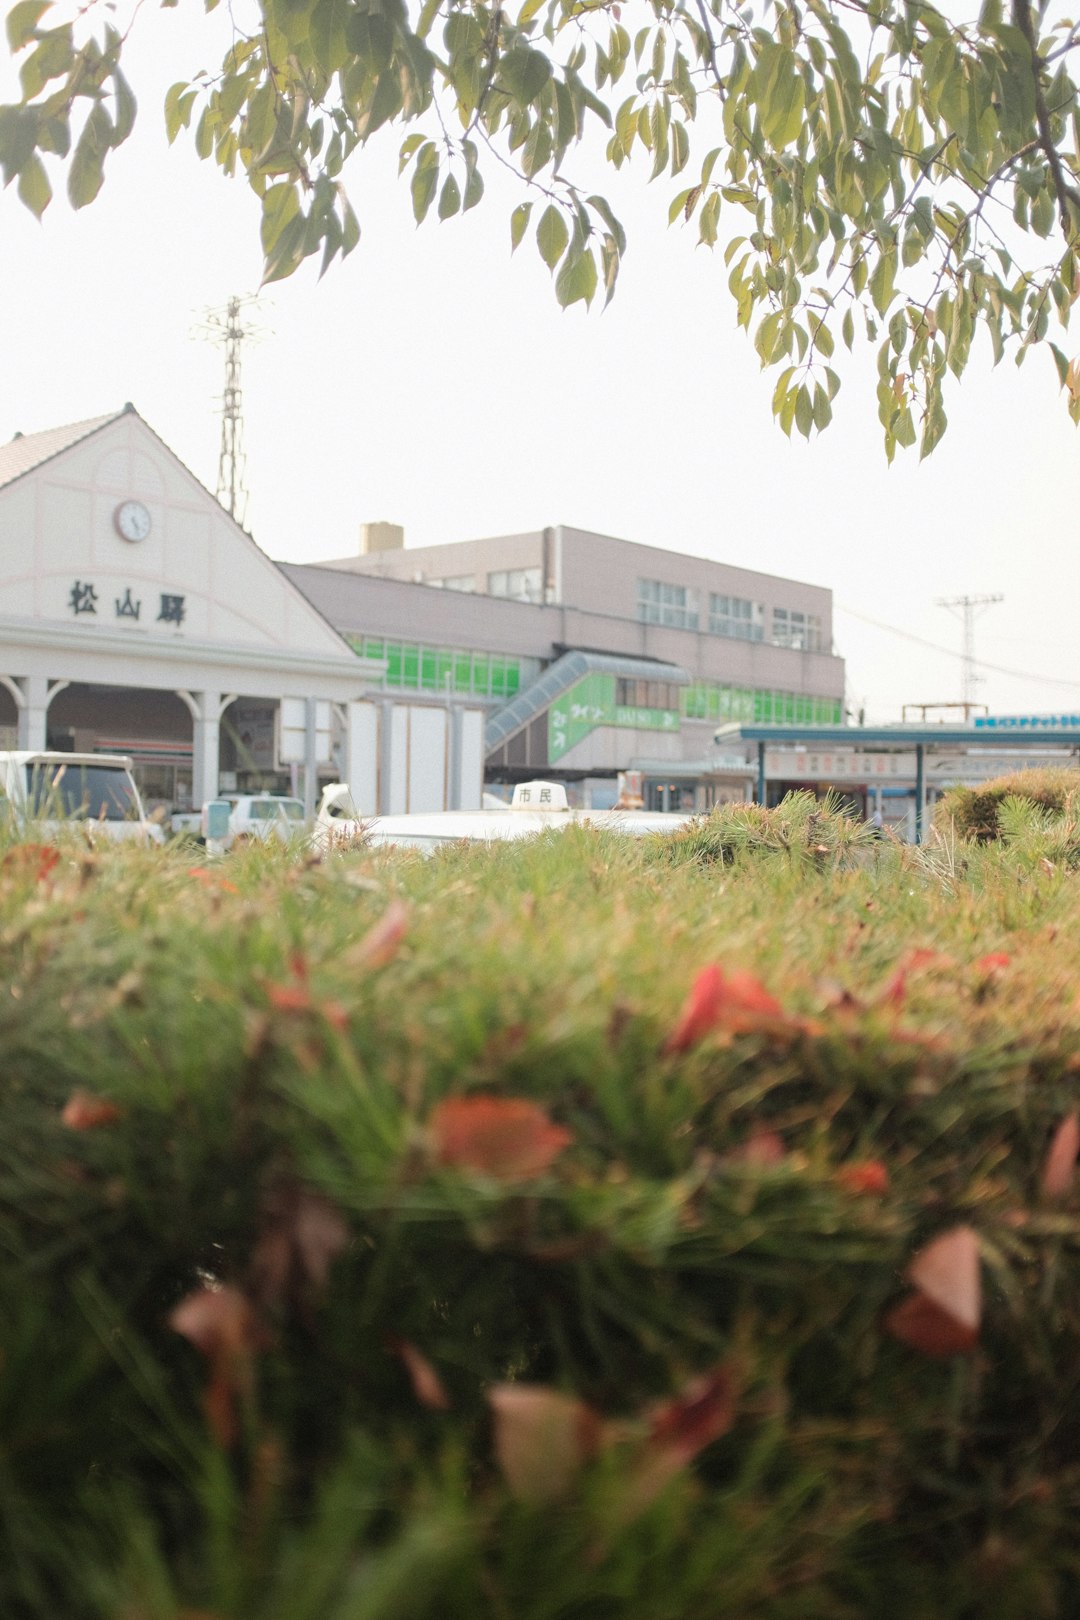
<box><xmin>3</xmin><ymin>843</ymin><xmax>60</xmax><ymax>882</ymax></box>
<box><xmin>835</xmin><ymin>1160</ymin><xmax>889</xmax><ymax>1196</ymax></box>
<box><xmin>488</xmin><ymin>1384</ymin><xmax>602</xmax><ymax>1503</ymax></box>
<box><xmin>884</xmin><ymin>1225</ymin><xmax>980</xmax><ymax>1357</ymax></box>
<box><xmin>664</xmin><ymin>964</ymin><xmax>785</xmax><ymax>1054</ymax></box>
<box><xmin>430</xmin><ymin>1095</ymin><xmax>572</xmax><ymax>1181</ymax></box>
<box><xmin>169</xmin><ymin>1285</ymin><xmax>262</xmax><ymax>1448</ymax></box>
<box><xmin>1041</xmin><ymin>1112</ymin><xmax>1080</xmax><ymax>1200</ymax></box>
<box><xmin>61</xmin><ymin>1089</ymin><xmax>121</xmax><ymax>1130</ymax></box>
<box><xmin>388</xmin><ymin>1337</ymin><xmax>452</xmax><ymax>1411</ymax></box>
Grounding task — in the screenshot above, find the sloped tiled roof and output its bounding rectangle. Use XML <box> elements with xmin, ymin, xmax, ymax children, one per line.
<box><xmin>0</xmin><ymin>410</ymin><xmax>122</xmax><ymax>491</ymax></box>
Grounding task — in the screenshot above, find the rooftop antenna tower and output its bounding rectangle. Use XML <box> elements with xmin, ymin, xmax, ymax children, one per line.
<box><xmin>937</xmin><ymin>593</ymin><xmax>1003</xmax><ymax>715</ymax></box>
<box><xmin>197</xmin><ymin>294</ymin><xmax>263</xmax><ymax>527</ymax></box>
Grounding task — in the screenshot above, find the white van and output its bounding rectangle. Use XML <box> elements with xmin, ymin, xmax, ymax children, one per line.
<box><xmin>0</xmin><ymin>751</ymin><xmax>162</xmax><ymax>844</ymax></box>
<box><xmin>315</xmin><ymin>780</ymin><xmax>691</xmax><ymax>854</ymax></box>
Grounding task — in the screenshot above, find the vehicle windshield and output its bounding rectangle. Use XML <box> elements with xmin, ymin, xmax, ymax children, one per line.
<box><xmin>248</xmin><ymin>799</ymin><xmax>305</xmax><ymax>821</ymax></box>
<box><xmin>26</xmin><ymin>762</ymin><xmax>137</xmax><ymax>822</ymax></box>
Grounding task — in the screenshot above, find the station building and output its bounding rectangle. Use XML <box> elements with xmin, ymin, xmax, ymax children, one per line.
<box><xmin>0</xmin><ymin>406</ymin><xmax>847</xmax><ymax>817</ymax></box>
<box><xmin>0</xmin><ymin>408</ymin><xmax>486</xmax><ymax>818</ymax></box>
<box><xmin>286</xmin><ymin>523</ymin><xmax>847</xmax><ymax>811</ymax></box>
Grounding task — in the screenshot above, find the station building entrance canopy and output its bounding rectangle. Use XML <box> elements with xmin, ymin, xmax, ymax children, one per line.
<box><xmin>715</xmin><ymin>723</ymin><xmax>1080</xmax><ymax>841</ymax></box>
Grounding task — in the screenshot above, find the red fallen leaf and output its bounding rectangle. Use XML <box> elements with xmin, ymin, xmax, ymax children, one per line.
<box><xmin>1041</xmin><ymin>1112</ymin><xmax>1080</xmax><ymax>1200</ymax></box>
<box><xmin>250</xmin><ymin>1184</ymin><xmax>349</xmax><ymax>1312</ymax></box>
<box><xmin>835</xmin><ymin>1160</ymin><xmax>889</xmax><ymax>1196</ymax></box>
<box><xmin>61</xmin><ymin>1089</ymin><xmax>121</xmax><ymax>1130</ymax></box>
<box><xmin>884</xmin><ymin>1225</ymin><xmax>980</xmax><ymax>1357</ymax></box>
<box><xmin>646</xmin><ymin>1364</ymin><xmax>736</xmax><ymax>1466</ymax></box>
<box><xmin>976</xmin><ymin>952</ymin><xmax>1011</xmax><ymax>973</ymax></box>
<box><xmin>351</xmin><ymin>899</ymin><xmax>410</xmax><ymax>971</ymax></box>
<box><xmin>620</xmin><ymin>1365</ymin><xmax>737</xmax><ymax>1518</ymax></box>
<box><xmin>267</xmin><ymin>983</ymin><xmax>312</xmax><ymax>1015</ymax></box>
<box><xmin>266</xmin><ymin>981</ymin><xmax>349</xmax><ymax>1033</ymax></box>
<box><xmin>388</xmin><ymin>1336</ymin><xmax>452</xmax><ymax>1410</ymax></box>
<box><xmin>187</xmin><ymin>866</ymin><xmax>239</xmax><ymax>894</ymax></box>
<box><xmin>881</xmin><ymin>948</ymin><xmax>946</xmax><ymax>1009</ymax></box>
<box><xmin>488</xmin><ymin>1384</ymin><xmax>602</xmax><ymax>1503</ymax></box>
<box><xmin>430</xmin><ymin>1095</ymin><xmax>572</xmax><ymax>1182</ymax></box>
<box><xmin>664</xmin><ymin>964</ymin><xmax>785</xmax><ymax>1054</ymax></box>
<box><xmin>3</xmin><ymin>843</ymin><xmax>60</xmax><ymax>881</ymax></box>
<box><xmin>169</xmin><ymin>1285</ymin><xmax>262</xmax><ymax>1447</ymax></box>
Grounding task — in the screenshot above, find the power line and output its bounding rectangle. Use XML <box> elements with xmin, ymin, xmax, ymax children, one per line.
<box><xmin>836</xmin><ymin>603</ymin><xmax>1080</xmax><ymax>692</ymax></box>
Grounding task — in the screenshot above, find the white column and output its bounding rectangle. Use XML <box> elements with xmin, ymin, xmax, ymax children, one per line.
<box><xmin>179</xmin><ymin>690</ymin><xmax>222</xmax><ymax>808</ymax></box>
<box><xmin>17</xmin><ymin>676</ymin><xmax>49</xmax><ymax>750</ymax></box>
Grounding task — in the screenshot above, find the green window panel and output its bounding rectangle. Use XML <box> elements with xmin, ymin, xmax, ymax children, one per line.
<box><xmin>384</xmin><ymin>644</ymin><xmax>403</xmax><ymax>685</ymax></box>
<box><xmin>437</xmin><ymin>652</ymin><xmax>453</xmax><ymax>692</ymax></box>
<box><xmin>402</xmin><ymin>647</ymin><xmax>420</xmax><ymax>689</ymax></box>
<box><xmin>472</xmin><ymin>654</ymin><xmax>490</xmax><ymax>696</ymax></box>
<box><xmin>454</xmin><ymin>653</ymin><xmax>472</xmax><ymax>693</ymax></box>
<box><xmin>490</xmin><ymin>658</ymin><xmax>507</xmax><ymax>699</ymax></box>
<box><xmin>505</xmin><ymin>662</ymin><xmax>521</xmax><ymax>696</ymax></box>
<box><xmin>420</xmin><ymin>649</ymin><xmax>438</xmax><ymax>691</ymax></box>
<box><xmin>364</xmin><ymin>638</ymin><xmax>384</xmax><ymax>659</ymax></box>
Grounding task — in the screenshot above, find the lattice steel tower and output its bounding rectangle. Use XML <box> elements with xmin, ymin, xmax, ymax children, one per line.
<box><xmin>937</xmin><ymin>593</ymin><xmax>1003</xmax><ymax>710</ymax></box>
<box><xmin>199</xmin><ymin>294</ymin><xmax>261</xmax><ymax>527</ymax></box>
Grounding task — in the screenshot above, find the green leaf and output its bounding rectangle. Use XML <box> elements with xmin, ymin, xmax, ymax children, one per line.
<box><xmin>112</xmin><ymin>66</ymin><xmax>136</xmax><ymax>145</ymax></box>
<box><xmin>16</xmin><ymin>149</ymin><xmax>49</xmax><ymax>217</ymax></box>
<box><xmin>437</xmin><ymin>173</ymin><xmax>460</xmax><ymax>220</ymax></box>
<box><xmin>555</xmin><ymin>246</ymin><xmax>598</xmax><ymax>308</ymax></box>
<box><xmin>510</xmin><ymin>200</ymin><xmax>532</xmax><ymax>252</ymax></box>
<box><xmin>6</xmin><ymin>0</ymin><xmax>48</xmax><ymax>52</ymax></box>
<box><xmin>164</xmin><ymin>82</ymin><xmax>196</xmax><ymax>144</ymax></box>
<box><xmin>260</xmin><ymin>179</ymin><xmax>300</xmax><ymax>254</ymax></box>
<box><xmin>410</xmin><ymin>144</ymin><xmax>438</xmax><ymax>223</ymax></box>
<box><xmin>67</xmin><ymin>104</ymin><xmax>112</xmax><ymax>209</ymax></box>
<box><xmin>501</xmin><ymin>48</ymin><xmax>551</xmax><ymax>107</ymax></box>
<box><xmin>310</xmin><ymin>0</ymin><xmax>350</xmax><ymax>75</ymax></box>
<box><xmin>536</xmin><ymin>203</ymin><xmax>568</xmax><ymax>270</ymax></box>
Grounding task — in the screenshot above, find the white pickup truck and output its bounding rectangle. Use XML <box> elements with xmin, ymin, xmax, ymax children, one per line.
<box><xmin>315</xmin><ymin>780</ymin><xmax>691</xmax><ymax>854</ymax></box>
<box><xmin>0</xmin><ymin>751</ymin><xmax>162</xmax><ymax>844</ymax></box>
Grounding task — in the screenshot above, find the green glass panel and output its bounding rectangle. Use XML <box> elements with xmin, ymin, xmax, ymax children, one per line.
<box><xmin>420</xmin><ymin>649</ymin><xmax>438</xmax><ymax>691</ymax></box>
<box><xmin>437</xmin><ymin>652</ymin><xmax>453</xmax><ymax>691</ymax></box>
<box><xmin>364</xmin><ymin>638</ymin><xmax>384</xmax><ymax>658</ymax></box>
<box><xmin>490</xmin><ymin>658</ymin><xmax>507</xmax><ymax>699</ymax></box>
<box><xmin>505</xmin><ymin>662</ymin><xmax>521</xmax><ymax>696</ymax></box>
<box><xmin>454</xmin><ymin>653</ymin><xmax>472</xmax><ymax>692</ymax></box>
<box><xmin>471</xmin><ymin>654</ymin><xmax>490</xmax><ymax>696</ymax></box>
<box><xmin>402</xmin><ymin>646</ymin><xmax>420</xmax><ymax>688</ymax></box>
<box><xmin>385</xmin><ymin>644</ymin><xmax>403</xmax><ymax>686</ymax></box>
<box><xmin>783</xmin><ymin>694</ymin><xmax>795</xmax><ymax>722</ymax></box>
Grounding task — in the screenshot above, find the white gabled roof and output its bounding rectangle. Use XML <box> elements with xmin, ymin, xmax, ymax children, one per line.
<box><xmin>0</xmin><ymin>411</ymin><xmax>121</xmax><ymax>490</ymax></box>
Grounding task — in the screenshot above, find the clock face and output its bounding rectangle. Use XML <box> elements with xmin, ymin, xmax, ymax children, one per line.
<box><xmin>115</xmin><ymin>500</ymin><xmax>152</xmax><ymax>542</ymax></box>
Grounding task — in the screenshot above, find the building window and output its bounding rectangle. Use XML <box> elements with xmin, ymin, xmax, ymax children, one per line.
<box><xmin>347</xmin><ymin>635</ymin><xmax>538</xmax><ymax>700</ymax></box>
<box><xmin>615</xmin><ymin>678</ymin><xmax>680</xmax><ymax>711</ymax></box>
<box><xmin>636</xmin><ymin>578</ymin><xmax>699</xmax><ymax>629</ymax></box>
<box><xmin>708</xmin><ymin>594</ymin><xmax>764</xmax><ymax>641</ymax></box>
<box><xmin>432</xmin><ymin>574</ymin><xmax>477</xmax><ymax>592</ymax></box>
<box><xmin>772</xmin><ymin>608</ymin><xmax>824</xmax><ymax>651</ymax></box>
<box><xmin>487</xmin><ymin>567</ymin><xmax>542</xmax><ymax>603</ymax></box>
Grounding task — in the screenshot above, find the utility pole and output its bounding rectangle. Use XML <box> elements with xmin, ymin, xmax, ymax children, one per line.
<box><xmin>937</xmin><ymin>594</ymin><xmax>1003</xmax><ymax>714</ymax></box>
<box><xmin>197</xmin><ymin>294</ymin><xmax>262</xmax><ymax>527</ymax></box>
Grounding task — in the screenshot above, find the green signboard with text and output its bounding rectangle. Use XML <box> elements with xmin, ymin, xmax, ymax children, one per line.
<box><xmin>548</xmin><ymin>674</ymin><xmax>680</xmax><ymax>763</ymax></box>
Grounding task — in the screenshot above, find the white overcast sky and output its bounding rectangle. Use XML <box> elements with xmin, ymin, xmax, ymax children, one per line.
<box><xmin>2</xmin><ymin>4</ymin><xmax>1078</xmax><ymax>722</ymax></box>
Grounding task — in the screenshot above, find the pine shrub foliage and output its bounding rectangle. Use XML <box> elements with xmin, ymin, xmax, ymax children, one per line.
<box><xmin>2</xmin><ymin>823</ymin><xmax>1080</xmax><ymax>1618</ymax></box>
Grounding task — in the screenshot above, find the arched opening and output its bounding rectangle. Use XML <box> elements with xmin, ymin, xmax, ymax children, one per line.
<box><xmin>46</xmin><ymin>683</ymin><xmax>194</xmax><ymax>815</ymax></box>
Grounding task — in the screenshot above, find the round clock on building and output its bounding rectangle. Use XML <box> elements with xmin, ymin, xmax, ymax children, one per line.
<box><xmin>114</xmin><ymin>500</ymin><xmax>152</xmax><ymax>542</ymax></box>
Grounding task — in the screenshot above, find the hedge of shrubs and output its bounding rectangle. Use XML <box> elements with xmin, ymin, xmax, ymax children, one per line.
<box><xmin>3</xmin><ymin>821</ymin><xmax>1080</xmax><ymax>1618</ymax></box>
<box><xmin>935</xmin><ymin>766</ymin><xmax>1080</xmax><ymax>842</ymax></box>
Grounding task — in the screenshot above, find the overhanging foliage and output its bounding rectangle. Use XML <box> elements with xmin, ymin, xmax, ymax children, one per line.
<box><xmin>5</xmin><ymin>0</ymin><xmax>1080</xmax><ymax>451</ymax></box>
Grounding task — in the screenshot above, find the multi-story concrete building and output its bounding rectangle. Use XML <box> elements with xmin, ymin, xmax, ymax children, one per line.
<box><xmin>285</xmin><ymin>523</ymin><xmax>846</xmax><ymax>810</ymax></box>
